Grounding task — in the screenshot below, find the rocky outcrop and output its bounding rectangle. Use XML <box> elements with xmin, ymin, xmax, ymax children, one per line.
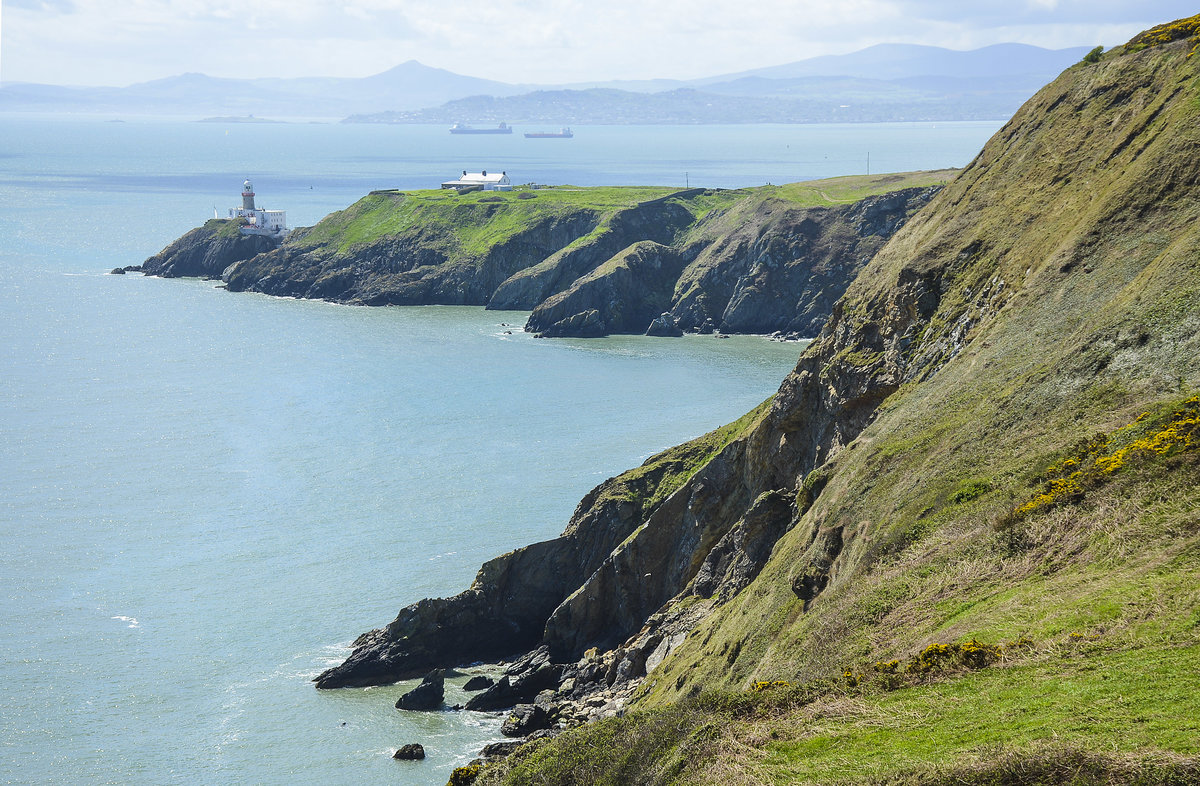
<box><xmin>311</xmin><ymin>25</ymin><xmax>1200</xmax><ymax>786</ymax></box>
<box><xmin>670</xmin><ymin>186</ymin><xmax>941</xmax><ymax>337</ymax></box>
<box><xmin>463</xmin><ymin>675</ymin><xmax>494</xmax><ymax>692</ymax></box>
<box><xmin>395</xmin><ymin>669</ymin><xmax>445</xmax><ymax>710</ymax></box>
<box><xmin>526</xmin><ymin>242</ymin><xmax>686</xmax><ymax>337</ymax></box>
<box><xmin>523</xmin><ymin>186</ymin><xmax>940</xmax><ymax>338</ymax></box>
<box><xmin>141</xmin><ymin>219</ymin><xmax>279</xmax><ymax>279</ymax></box>
<box><xmin>392</xmin><ymin>743</ymin><xmax>425</xmax><ymax>760</ymax></box>
<box><xmin>313</xmin><ymin>424</ymin><xmax>744</xmax><ymax>689</ymax></box>
<box><xmin>486</xmin><ymin>195</ymin><xmax>701</xmax><ymax>310</ymax></box>
<box><xmin>309</xmin><ymin>181</ymin><xmax>948</xmax><ymax>709</ymax></box>
<box><xmin>645</xmin><ymin>313</ymin><xmax>684</xmax><ymax>337</ymax></box>
<box><xmin>318</xmin><ymin>38</ymin><xmax>1200</xmax><ymax>748</ymax></box>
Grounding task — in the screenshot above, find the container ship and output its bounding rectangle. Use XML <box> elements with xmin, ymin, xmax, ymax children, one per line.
<box><xmin>449</xmin><ymin>122</ymin><xmax>513</xmax><ymax>134</ymax></box>
<box><xmin>524</xmin><ymin>127</ymin><xmax>574</xmax><ymax>138</ymax></box>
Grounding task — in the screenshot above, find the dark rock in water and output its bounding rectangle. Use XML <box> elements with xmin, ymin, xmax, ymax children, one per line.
<box><xmin>464</xmin><ymin>675</ymin><xmax>517</xmax><ymax>711</ymax></box>
<box><xmin>395</xmin><ymin>669</ymin><xmax>444</xmax><ymax>711</ymax></box>
<box><xmin>463</xmin><ymin>675</ymin><xmax>494</xmax><ymax>692</ymax></box>
<box><xmin>109</xmin><ymin>267</ymin><xmax>125</xmax><ymax>275</ymax></box>
<box><xmin>501</xmin><ymin>703</ymin><xmax>551</xmax><ymax>737</ymax></box>
<box><xmin>645</xmin><ymin>312</ymin><xmax>684</xmax><ymax>337</ymax></box>
<box><xmin>392</xmin><ymin>743</ymin><xmax>425</xmax><ymax>760</ymax></box>
<box><xmin>480</xmin><ymin>740</ymin><xmax>524</xmax><ymax>759</ymax></box>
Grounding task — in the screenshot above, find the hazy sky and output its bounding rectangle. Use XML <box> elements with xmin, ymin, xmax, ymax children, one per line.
<box><xmin>2</xmin><ymin>1</ymin><xmax>1196</xmax><ymax>86</ymax></box>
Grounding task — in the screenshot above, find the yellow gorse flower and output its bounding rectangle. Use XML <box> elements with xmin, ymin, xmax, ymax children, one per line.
<box><xmin>1014</xmin><ymin>397</ymin><xmax>1199</xmax><ymax>517</ymax></box>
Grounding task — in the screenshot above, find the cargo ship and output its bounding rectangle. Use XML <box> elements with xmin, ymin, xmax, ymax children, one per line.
<box><xmin>449</xmin><ymin>122</ymin><xmax>513</xmax><ymax>135</ymax></box>
<box><xmin>524</xmin><ymin>127</ymin><xmax>574</xmax><ymax>138</ymax></box>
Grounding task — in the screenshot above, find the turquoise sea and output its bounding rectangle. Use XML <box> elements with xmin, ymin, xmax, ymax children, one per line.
<box><xmin>0</xmin><ymin>118</ymin><xmax>1001</xmax><ymax>785</ymax></box>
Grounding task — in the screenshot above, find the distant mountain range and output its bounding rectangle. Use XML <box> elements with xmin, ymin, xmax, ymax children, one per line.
<box><xmin>0</xmin><ymin>43</ymin><xmax>1092</xmax><ymax>123</ymax></box>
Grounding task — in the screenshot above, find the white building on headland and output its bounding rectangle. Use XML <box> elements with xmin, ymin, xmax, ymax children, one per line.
<box><xmin>440</xmin><ymin>170</ymin><xmax>513</xmax><ymax>191</ymax></box>
<box><xmin>227</xmin><ymin>180</ymin><xmax>288</xmax><ymax>236</ymax></box>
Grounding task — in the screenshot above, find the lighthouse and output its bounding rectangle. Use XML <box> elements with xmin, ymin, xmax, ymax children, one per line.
<box><xmin>227</xmin><ymin>178</ymin><xmax>288</xmax><ymax>237</ymax></box>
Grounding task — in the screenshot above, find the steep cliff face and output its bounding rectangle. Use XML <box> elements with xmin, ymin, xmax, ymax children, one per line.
<box><xmin>671</xmin><ymin>185</ymin><xmax>939</xmax><ymax>336</ymax></box>
<box><xmin>641</xmin><ymin>32</ymin><xmax>1200</xmax><ymax>701</ymax></box>
<box><xmin>322</xmin><ymin>27</ymin><xmax>1200</xmax><ymax>781</ymax></box>
<box><xmin>524</xmin><ymin>241</ymin><xmax>687</xmax><ymax>337</ymax></box>
<box><xmin>524</xmin><ymin>184</ymin><xmax>941</xmax><ymax>337</ymax></box>
<box><xmin>141</xmin><ymin>219</ymin><xmax>280</xmax><ymax>279</ymax></box>
<box><xmin>314</xmin><ymin>404</ymin><xmax>771</xmax><ymax>688</ymax></box>
<box><xmin>462</xmin><ymin>24</ymin><xmax>1200</xmax><ymax>786</ymax></box>
<box><xmin>485</xmin><ymin>192</ymin><xmax>703</xmax><ymax>311</ymax></box>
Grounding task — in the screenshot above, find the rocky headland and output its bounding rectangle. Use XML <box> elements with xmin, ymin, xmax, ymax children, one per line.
<box><xmin>141</xmin><ymin>174</ymin><xmax>948</xmax><ymax>340</ymax></box>
<box><xmin>314</xmin><ymin>18</ymin><xmax>1200</xmax><ymax>786</ymax></box>
<box><xmin>141</xmin><ymin>218</ymin><xmax>281</xmax><ymax>279</ymax></box>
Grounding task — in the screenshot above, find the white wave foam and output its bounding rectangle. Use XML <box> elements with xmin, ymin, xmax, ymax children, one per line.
<box><xmin>111</xmin><ymin>615</ymin><xmax>140</xmax><ymax>628</ymax></box>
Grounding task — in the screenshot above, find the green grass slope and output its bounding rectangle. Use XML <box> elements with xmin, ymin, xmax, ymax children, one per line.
<box><xmin>292</xmin><ymin>186</ymin><xmax>683</xmax><ymax>257</ymax></box>
<box><xmin>469</xmin><ymin>19</ymin><xmax>1200</xmax><ymax>786</ymax></box>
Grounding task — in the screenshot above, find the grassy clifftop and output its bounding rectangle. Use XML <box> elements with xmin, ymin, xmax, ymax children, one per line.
<box><xmin>291</xmin><ymin>185</ymin><xmax>690</xmax><ymax>256</ymax></box>
<box><xmin>467</xmin><ymin>18</ymin><xmax>1200</xmax><ymax>786</ymax></box>
<box><xmin>290</xmin><ymin>175</ymin><xmax>953</xmax><ymax>257</ymax></box>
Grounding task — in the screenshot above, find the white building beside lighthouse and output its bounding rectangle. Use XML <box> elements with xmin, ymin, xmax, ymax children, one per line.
<box><xmin>227</xmin><ymin>179</ymin><xmax>288</xmax><ymax>237</ymax></box>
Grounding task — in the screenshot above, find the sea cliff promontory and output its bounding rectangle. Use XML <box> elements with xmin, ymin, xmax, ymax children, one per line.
<box><xmin>143</xmin><ymin>174</ymin><xmax>948</xmax><ymax>339</ymax></box>
<box><xmin>141</xmin><ymin>218</ymin><xmax>281</xmax><ymax>279</ymax></box>
<box><xmin>320</xmin><ymin>18</ymin><xmax>1200</xmax><ymax>786</ymax></box>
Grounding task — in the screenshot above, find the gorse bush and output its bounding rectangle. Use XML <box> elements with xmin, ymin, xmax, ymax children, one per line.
<box><xmin>1125</xmin><ymin>14</ymin><xmax>1200</xmax><ymax>57</ymax></box>
<box><xmin>1013</xmin><ymin>397</ymin><xmax>1199</xmax><ymax>519</ymax></box>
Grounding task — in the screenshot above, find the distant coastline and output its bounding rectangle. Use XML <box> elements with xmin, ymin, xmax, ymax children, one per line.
<box><xmin>197</xmin><ymin>115</ymin><xmax>286</xmax><ymax>124</ymax></box>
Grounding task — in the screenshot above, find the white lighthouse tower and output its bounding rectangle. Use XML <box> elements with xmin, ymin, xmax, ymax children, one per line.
<box><xmin>227</xmin><ymin>178</ymin><xmax>288</xmax><ymax>237</ymax></box>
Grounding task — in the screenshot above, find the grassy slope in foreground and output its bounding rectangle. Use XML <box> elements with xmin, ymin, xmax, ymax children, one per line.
<box><xmin>472</xmin><ymin>20</ymin><xmax>1200</xmax><ymax>786</ymax></box>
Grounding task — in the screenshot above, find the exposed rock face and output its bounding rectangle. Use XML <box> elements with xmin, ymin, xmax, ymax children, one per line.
<box><xmin>141</xmin><ymin>219</ymin><xmax>279</xmax><ymax>279</ymax></box>
<box><xmin>316</xmin><ymin>37</ymin><xmax>1200</xmax><ymax>726</ymax></box>
<box><xmin>464</xmin><ymin>648</ymin><xmax>563</xmax><ymax>712</ymax></box>
<box><xmin>314</xmin><ymin>432</ymin><xmax>727</xmax><ymax>688</ymax></box>
<box><xmin>480</xmin><ymin>740</ymin><xmax>524</xmax><ymax>759</ymax></box>
<box><xmin>500</xmin><ymin>703</ymin><xmax>552</xmax><ymax>737</ymax></box>
<box><xmin>307</xmin><ymin>185</ymin><xmax>945</xmax><ymax>702</ymax></box>
<box><xmin>674</xmin><ymin>187</ymin><xmax>940</xmax><ymax>336</ymax></box>
<box><xmin>645</xmin><ymin>313</ymin><xmax>684</xmax><ymax>337</ymax></box>
<box><xmin>487</xmin><ymin>194</ymin><xmax>701</xmax><ymax>311</ymax></box>
<box><xmin>524</xmin><ymin>186</ymin><xmax>940</xmax><ymax>338</ymax></box>
<box><xmin>527</xmin><ymin>242</ymin><xmax>687</xmax><ymax>337</ymax></box>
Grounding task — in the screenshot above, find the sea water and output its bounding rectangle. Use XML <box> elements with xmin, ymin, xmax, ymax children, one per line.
<box><xmin>0</xmin><ymin>117</ymin><xmax>1001</xmax><ymax>785</ymax></box>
